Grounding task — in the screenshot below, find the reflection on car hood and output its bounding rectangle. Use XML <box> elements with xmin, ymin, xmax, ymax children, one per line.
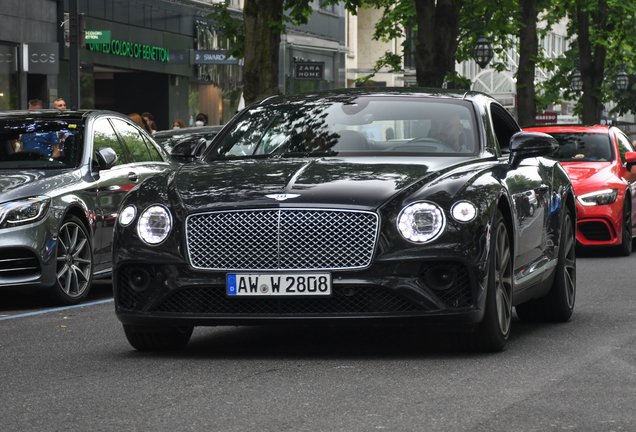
<box><xmin>175</xmin><ymin>156</ymin><xmax>474</xmax><ymax>211</ymax></box>
<box><xmin>0</xmin><ymin>169</ymin><xmax>75</xmax><ymax>200</ymax></box>
<box><xmin>560</xmin><ymin>162</ymin><xmax>613</xmax><ymax>185</ymax></box>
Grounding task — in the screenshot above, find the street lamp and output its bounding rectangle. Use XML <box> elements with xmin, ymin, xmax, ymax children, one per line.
<box><xmin>616</xmin><ymin>69</ymin><xmax>629</xmax><ymax>91</ymax></box>
<box><xmin>571</xmin><ymin>70</ymin><xmax>583</xmax><ymax>92</ymax></box>
<box><xmin>473</xmin><ymin>35</ymin><xmax>494</xmax><ymax>69</ymax></box>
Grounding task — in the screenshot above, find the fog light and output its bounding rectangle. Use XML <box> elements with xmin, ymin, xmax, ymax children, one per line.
<box><xmin>129</xmin><ymin>268</ymin><xmax>151</xmax><ymax>292</ymax></box>
<box><xmin>424</xmin><ymin>266</ymin><xmax>455</xmax><ymax>291</ymax></box>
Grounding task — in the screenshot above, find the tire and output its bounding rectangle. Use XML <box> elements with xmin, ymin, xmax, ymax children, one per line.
<box><xmin>461</xmin><ymin>210</ymin><xmax>513</xmax><ymax>352</ymax></box>
<box><xmin>618</xmin><ymin>198</ymin><xmax>632</xmax><ymax>256</ymax></box>
<box><xmin>516</xmin><ymin>206</ymin><xmax>576</xmax><ymax>322</ymax></box>
<box><xmin>50</xmin><ymin>216</ymin><xmax>93</xmax><ymax>305</ymax></box>
<box><xmin>123</xmin><ymin>325</ymin><xmax>194</xmax><ymax>351</ymax></box>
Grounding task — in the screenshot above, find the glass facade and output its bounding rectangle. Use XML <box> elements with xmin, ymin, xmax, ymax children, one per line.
<box><xmin>0</xmin><ymin>43</ymin><xmax>19</xmax><ymax>110</ymax></box>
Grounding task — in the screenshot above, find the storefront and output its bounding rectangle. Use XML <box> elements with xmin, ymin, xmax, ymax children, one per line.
<box><xmin>0</xmin><ymin>43</ymin><xmax>19</xmax><ymax>110</ymax></box>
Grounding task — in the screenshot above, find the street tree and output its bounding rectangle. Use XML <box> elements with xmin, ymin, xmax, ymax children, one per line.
<box><xmin>540</xmin><ymin>0</ymin><xmax>636</xmax><ymax>123</ymax></box>
<box><xmin>208</xmin><ymin>0</ymin><xmax>315</xmax><ymax>105</ymax></box>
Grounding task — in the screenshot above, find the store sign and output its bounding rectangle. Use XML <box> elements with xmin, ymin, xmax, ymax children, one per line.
<box><xmin>194</xmin><ymin>50</ymin><xmax>240</xmax><ymax>65</ymax></box>
<box><xmin>295</xmin><ymin>62</ymin><xmax>324</xmax><ymax>80</ymax></box>
<box><xmin>0</xmin><ymin>45</ymin><xmax>17</xmax><ymax>74</ymax></box>
<box><xmin>26</xmin><ymin>43</ymin><xmax>59</xmax><ymax>74</ymax></box>
<box><xmin>169</xmin><ymin>49</ymin><xmax>188</xmax><ymax>64</ymax></box>
<box><xmin>87</xmin><ymin>39</ymin><xmax>170</xmax><ymax>63</ymax></box>
<box><xmin>535</xmin><ymin>111</ymin><xmax>557</xmax><ymax>125</ymax></box>
<box><xmin>86</xmin><ymin>30</ymin><xmax>111</xmax><ymax>45</ymax></box>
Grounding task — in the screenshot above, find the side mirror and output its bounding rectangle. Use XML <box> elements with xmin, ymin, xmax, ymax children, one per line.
<box><xmin>625</xmin><ymin>151</ymin><xmax>636</xmax><ymax>172</ymax></box>
<box><xmin>509</xmin><ymin>131</ymin><xmax>558</xmax><ymax>168</ymax></box>
<box><xmin>171</xmin><ymin>137</ymin><xmax>207</xmax><ymax>163</ymax></box>
<box><xmin>95</xmin><ymin>147</ymin><xmax>118</xmax><ymax>170</ymax></box>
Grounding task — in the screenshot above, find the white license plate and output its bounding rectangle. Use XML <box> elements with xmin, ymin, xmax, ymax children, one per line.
<box><xmin>226</xmin><ymin>273</ymin><xmax>332</xmax><ymax>296</ymax></box>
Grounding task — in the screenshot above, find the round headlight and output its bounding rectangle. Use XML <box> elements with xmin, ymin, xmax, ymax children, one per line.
<box><xmin>397</xmin><ymin>202</ymin><xmax>445</xmax><ymax>243</ymax></box>
<box><xmin>119</xmin><ymin>205</ymin><xmax>136</xmax><ymax>226</ymax></box>
<box><xmin>451</xmin><ymin>201</ymin><xmax>477</xmax><ymax>222</ymax></box>
<box><xmin>138</xmin><ymin>205</ymin><xmax>172</xmax><ymax>245</ymax></box>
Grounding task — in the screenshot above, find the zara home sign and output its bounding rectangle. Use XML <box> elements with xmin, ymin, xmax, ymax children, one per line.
<box><xmin>295</xmin><ymin>62</ymin><xmax>325</xmax><ymax>80</ymax></box>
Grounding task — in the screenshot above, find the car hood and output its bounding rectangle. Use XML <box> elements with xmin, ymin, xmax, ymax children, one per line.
<box><xmin>0</xmin><ymin>169</ymin><xmax>76</xmax><ymax>201</ymax></box>
<box><xmin>560</xmin><ymin>162</ymin><xmax>614</xmax><ymax>186</ymax></box>
<box><xmin>175</xmin><ymin>156</ymin><xmax>476</xmax><ymax>212</ymax></box>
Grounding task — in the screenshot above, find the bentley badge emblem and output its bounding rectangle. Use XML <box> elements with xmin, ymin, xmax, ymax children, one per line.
<box><xmin>266</xmin><ymin>194</ymin><xmax>300</xmax><ymax>201</ymax></box>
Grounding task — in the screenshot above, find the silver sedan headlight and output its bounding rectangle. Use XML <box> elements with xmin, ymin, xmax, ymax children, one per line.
<box><xmin>397</xmin><ymin>201</ymin><xmax>445</xmax><ymax>243</ymax></box>
<box><xmin>137</xmin><ymin>205</ymin><xmax>172</xmax><ymax>245</ymax></box>
<box><xmin>0</xmin><ymin>196</ymin><xmax>51</xmax><ymax>229</ymax></box>
<box><xmin>577</xmin><ymin>189</ymin><xmax>618</xmax><ymax>206</ymax></box>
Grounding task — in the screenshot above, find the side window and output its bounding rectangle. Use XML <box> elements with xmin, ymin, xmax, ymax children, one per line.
<box><xmin>93</xmin><ymin>118</ymin><xmax>126</xmax><ymax>165</ymax></box>
<box><xmin>111</xmin><ymin>119</ymin><xmax>152</xmax><ymax>162</ymax></box>
<box><xmin>144</xmin><ymin>136</ymin><xmax>164</xmax><ymax>161</ymax></box>
<box><xmin>490</xmin><ymin>104</ymin><xmax>520</xmax><ymax>154</ymax></box>
<box><xmin>615</xmin><ymin>130</ymin><xmax>635</xmax><ymax>165</ymax></box>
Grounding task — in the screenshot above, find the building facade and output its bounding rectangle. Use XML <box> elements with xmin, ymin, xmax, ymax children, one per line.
<box><xmin>1</xmin><ymin>0</ymin><xmax>346</xmax><ymax>129</ymax></box>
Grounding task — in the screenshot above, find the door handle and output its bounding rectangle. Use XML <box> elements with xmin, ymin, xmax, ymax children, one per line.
<box><xmin>128</xmin><ymin>172</ymin><xmax>139</xmax><ymax>182</ymax></box>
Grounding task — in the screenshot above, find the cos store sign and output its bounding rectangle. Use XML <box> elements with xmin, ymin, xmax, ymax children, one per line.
<box><xmin>24</xmin><ymin>43</ymin><xmax>59</xmax><ymax>74</ymax></box>
<box><xmin>88</xmin><ymin>39</ymin><xmax>169</xmax><ymax>63</ymax></box>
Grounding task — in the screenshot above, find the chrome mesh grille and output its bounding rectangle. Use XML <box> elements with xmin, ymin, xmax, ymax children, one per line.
<box><xmin>186</xmin><ymin>209</ymin><xmax>378</xmax><ymax>270</ymax></box>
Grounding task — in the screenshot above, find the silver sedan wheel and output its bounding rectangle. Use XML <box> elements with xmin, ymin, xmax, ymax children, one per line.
<box><xmin>494</xmin><ymin>222</ymin><xmax>513</xmax><ymax>336</ymax></box>
<box><xmin>56</xmin><ymin>220</ymin><xmax>92</xmax><ymax>298</ymax></box>
<box><xmin>562</xmin><ymin>213</ymin><xmax>576</xmax><ymax>308</ymax></box>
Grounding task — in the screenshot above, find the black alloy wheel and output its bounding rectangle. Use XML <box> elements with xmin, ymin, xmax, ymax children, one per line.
<box><xmin>516</xmin><ymin>206</ymin><xmax>576</xmax><ymax>322</ymax></box>
<box><xmin>619</xmin><ymin>198</ymin><xmax>632</xmax><ymax>256</ymax></box>
<box><xmin>123</xmin><ymin>325</ymin><xmax>194</xmax><ymax>351</ymax></box>
<box><xmin>461</xmin><ymin>209</ymin><xmax>513</xmax><ymax>352</ymax></box>
<box><xmin>52</xmin><ymin>216</ymin><xmax>93</xmax><ymax>305</ymax></box>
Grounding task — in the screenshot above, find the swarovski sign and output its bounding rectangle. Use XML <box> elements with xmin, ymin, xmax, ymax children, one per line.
<box><xmin>194</xmin><ymin>50</ymin><xmax>242</xmax><ymax>65</ymax></box>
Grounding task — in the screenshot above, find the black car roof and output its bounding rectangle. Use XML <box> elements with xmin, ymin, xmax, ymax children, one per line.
<box><xmin>256</xmin><ymin>87</ymin><xmax>491</xmax><ymax>107</ymax></box>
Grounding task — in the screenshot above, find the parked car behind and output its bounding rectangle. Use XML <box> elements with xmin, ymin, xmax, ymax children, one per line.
<box><xmin>525</xmin><ymin>125</ymin><xmax>636</xmax><ymax>256</ymax></box>
<box><xmin>0</xmin><ymin>110</ymin><xmax>175</xmax><ymax>305</ymax></box>
<box><xmin>153</xmin><ymin>125</ymin><xmax>223</xmax><ymax>163</ymax></box>
<box><xmin>114</xmin><ymin>88</ymin><xmax>577</xmax><ymax>352</ymax></box>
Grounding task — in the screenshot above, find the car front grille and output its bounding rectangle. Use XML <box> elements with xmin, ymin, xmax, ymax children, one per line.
<box><xmin>0</xmin><ymin>249</ymin><xmax>40</xmax><ymax>279</ymax></box>
<box><xmin>151</xmin><ymin>285</ymin><xmax>425</xmax><ymax>315</ymax></box>
<box><xmin>579</xmin><ymin>221</ymin><xmax>612</xmax><ymax>241</ymax></box>
<box><xmin>186</xmin><ymin>209</ymin><xmax>379</xmax><ymax>270</ymax></box>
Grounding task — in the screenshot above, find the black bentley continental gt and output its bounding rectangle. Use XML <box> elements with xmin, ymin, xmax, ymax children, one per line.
<box><xmin>113</xmin><ymin>88</ymin><xmax>577</xmax><ymax>352</ymax></box>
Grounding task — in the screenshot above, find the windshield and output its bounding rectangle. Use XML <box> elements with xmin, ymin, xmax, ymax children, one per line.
<box><xmin>550</xmin><ymin>132</ymin><xmax>614</xmax><ymax>162</ymax></box>
<box><xmin>206</xmin><ymin>97</ymin><xmax>479</xmax><ymax>160</ymax></box>
<box><xmin>0</xmin><ymin>119</ymin><xmax>84</xmax><ymax>169</ymax></box>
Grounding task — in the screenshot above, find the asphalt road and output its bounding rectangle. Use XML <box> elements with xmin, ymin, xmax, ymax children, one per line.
<box><xmin>1</xmin><ymin>251</ymin><xmax>635</xmax><ymax>432</ymax></box>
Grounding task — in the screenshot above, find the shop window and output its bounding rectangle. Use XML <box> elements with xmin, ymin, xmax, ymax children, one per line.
<box><xmin>0</xmin><ymin>43</ymin><xmax>19</xmax><ymax>110</ymax></box>
<box><xmin>320</xmin><ymin>1</ymin><xmax>336</xmax><ymax>13</ymax></box>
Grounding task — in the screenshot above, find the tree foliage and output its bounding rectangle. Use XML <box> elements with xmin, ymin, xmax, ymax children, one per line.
<box><xmin>539</xmin><ymin>0</ymin><xmax>636</xmax><ymax>123</ymax></box>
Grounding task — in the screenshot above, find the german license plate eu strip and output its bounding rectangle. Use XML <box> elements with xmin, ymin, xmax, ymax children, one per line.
<box><xmin>227</xmin><ymin>273</ymin><xmax>332</xmax><ymax>296</ymax></box>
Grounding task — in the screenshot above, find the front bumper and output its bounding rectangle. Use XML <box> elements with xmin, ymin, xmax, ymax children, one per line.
<box><xmin>0</xmin><ymin>217</ymin><xmax>57</xmax><ymax>290</ymax></box>
<box><xmin>575</xmin><ymin>199</ymin><xmax>623</xmax><ymax>246</ymax></box>
<box><xmin>114</xmin><ymin>259</ymin><xmax>488</xmax><ymax>328</ymax></box>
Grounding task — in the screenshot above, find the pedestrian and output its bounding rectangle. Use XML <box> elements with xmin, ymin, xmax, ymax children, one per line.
<box><xmin>52</xmin><ymin>98</ymin><xmax>66</xmax><ymax>109</ymax></box>
<box><xmin>128</xmin><ymin>113</ymin><xmax>146</xmax><ymax>129</ymax></box>
<box><xmin>172</xmin><ymin>119</ymin><xmax>186</xmax><ymax>129</ymax></box>
<box><xmin>142</xmin><ymin>112</ymin><xmax>157</xmax><ymax>134</ymax></box>
<box><xmin>195</xmin><ymin>113</ymin><xmax>208</xmax><ymax>126</ymax></box>
<box><xmin>28</xmin><ymin>99</ymin><xmax>43</xmax><ymax>109</ymax></box>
